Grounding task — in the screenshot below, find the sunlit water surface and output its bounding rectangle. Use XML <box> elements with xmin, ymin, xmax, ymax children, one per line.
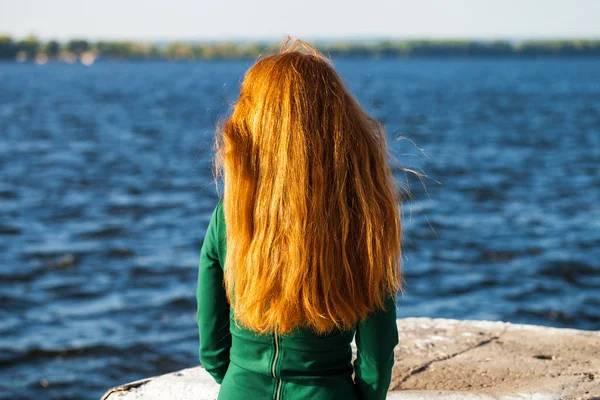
<box><xmin>1</xmin><ymin>58</ymin><xmax>599</xmax><ymax>399</ymax></box>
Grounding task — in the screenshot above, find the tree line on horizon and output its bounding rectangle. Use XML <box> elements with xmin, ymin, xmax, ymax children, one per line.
<box><xmin>1</xmin><ymin>35</ymin><xmax>600</xmax><ymax>61</ymax></box>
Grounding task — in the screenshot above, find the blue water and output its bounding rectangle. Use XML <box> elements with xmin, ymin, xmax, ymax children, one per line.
<box><xmin>1</xmin><ymin>58</ymin><xmax>599</xmax><ymax>399</ymax></box>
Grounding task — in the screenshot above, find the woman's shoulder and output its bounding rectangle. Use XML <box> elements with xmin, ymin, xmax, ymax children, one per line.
<box><xmin>215</xmin><ymin>199</ymin><xmax>227</xmax><ymax>263</ymax></box>
<box><xmin>216</xmin><ymin>198</ymin><xmax>224</xmax><ymax>223</ymax></box>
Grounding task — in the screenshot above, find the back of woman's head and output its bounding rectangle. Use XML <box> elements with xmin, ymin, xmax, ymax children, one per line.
<box><xmin>214</xmin><ymin>37</ymin><xmax>403</xmax><ymax>335</ymax></box>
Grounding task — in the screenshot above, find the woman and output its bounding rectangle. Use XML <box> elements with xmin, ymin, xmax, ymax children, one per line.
<box><xmin>197</xmin><ymin>37</ymin><xmax>404</xmax><ymax>400</ymax></box>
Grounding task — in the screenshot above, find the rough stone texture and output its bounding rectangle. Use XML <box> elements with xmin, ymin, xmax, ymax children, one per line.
<box><xmin>102</xmin><ymin>318</ymin><xmax>600</xmax><ymax>400</ymax></box>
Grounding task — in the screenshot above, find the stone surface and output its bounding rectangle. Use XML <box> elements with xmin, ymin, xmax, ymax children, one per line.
<box><xmin>101</xmin><ymin>318</ymin><xmax>600</xmax><ymax>400</ymax></box>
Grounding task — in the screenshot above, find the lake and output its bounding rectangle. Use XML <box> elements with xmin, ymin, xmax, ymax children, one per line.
<box><xmin>1</xmin><ymin>58</ymin><xmax>599</xmax><ymax>399</ymax></box>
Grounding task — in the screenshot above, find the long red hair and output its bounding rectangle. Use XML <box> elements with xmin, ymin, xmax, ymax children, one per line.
<box><xmin>213</xmin><ymin>37</ymin><xmax>403</xmax><ymax>335</ymax></box>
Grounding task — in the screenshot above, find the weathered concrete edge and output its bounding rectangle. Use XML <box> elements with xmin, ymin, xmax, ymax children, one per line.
<box><xmin>398</xmin><ymin>317</ymin><xmax>599</xmax><ymax>335</ymax></box>
<box><xmin>101</xmin><ymin>376</ymin><xmax>158</xmax><ymax>400</ymax></box>
<box><xmin>100</xmin><ymin>317</ymin><xmax>600</xmax><ymax>400</ymax></box>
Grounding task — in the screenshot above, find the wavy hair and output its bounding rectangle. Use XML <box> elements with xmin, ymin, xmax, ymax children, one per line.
<box><xmin>213</xmin><ymin>37</ymin><xmax>404</xmax><ymax>335</ymax></box>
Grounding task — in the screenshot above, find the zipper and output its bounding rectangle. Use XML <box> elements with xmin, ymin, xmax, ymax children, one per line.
<box><xmin>272</xmin><ymin>330</ymin><xmax>282</xmax><ymax>400</ymax></box>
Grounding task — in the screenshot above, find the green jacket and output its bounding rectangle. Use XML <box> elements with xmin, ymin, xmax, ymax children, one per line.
<box><xmin>197</xmin><ymin>200</ymin><xmax>399</xmax><ymax>400</ymax></box>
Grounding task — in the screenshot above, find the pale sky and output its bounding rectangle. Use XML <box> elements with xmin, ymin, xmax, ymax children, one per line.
<box><xmin>1</xmin><ymin>0</ymin><xmax>599</xmax><ymax>41</ymax></box>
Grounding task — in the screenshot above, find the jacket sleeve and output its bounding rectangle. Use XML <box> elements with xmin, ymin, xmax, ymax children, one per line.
<box><xmin>353</xmin><ymin>295</ymin><xmax>399</xmax><ymax>400</ymax></box>
<box><xmin>197</xmin><ymin>201</ymin><xmax>231</xmax><ymax>384</ymax></box>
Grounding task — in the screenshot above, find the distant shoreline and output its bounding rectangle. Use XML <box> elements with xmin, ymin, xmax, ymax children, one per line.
<box><xmin>2</xmin><ymin>36</ymin><xmax>600</xmax><ymax>64</ymax></box>
<box><xmin>3</xmin><ymin>55</ymin><xmax>600</xmax><ymax>67</ymax></box>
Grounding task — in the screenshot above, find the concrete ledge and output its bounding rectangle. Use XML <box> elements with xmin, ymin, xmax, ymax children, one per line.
<box><xmin>101</xmin><ymin>318</ymin><xmax>600</xmax><ymax>400</ymax></box>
